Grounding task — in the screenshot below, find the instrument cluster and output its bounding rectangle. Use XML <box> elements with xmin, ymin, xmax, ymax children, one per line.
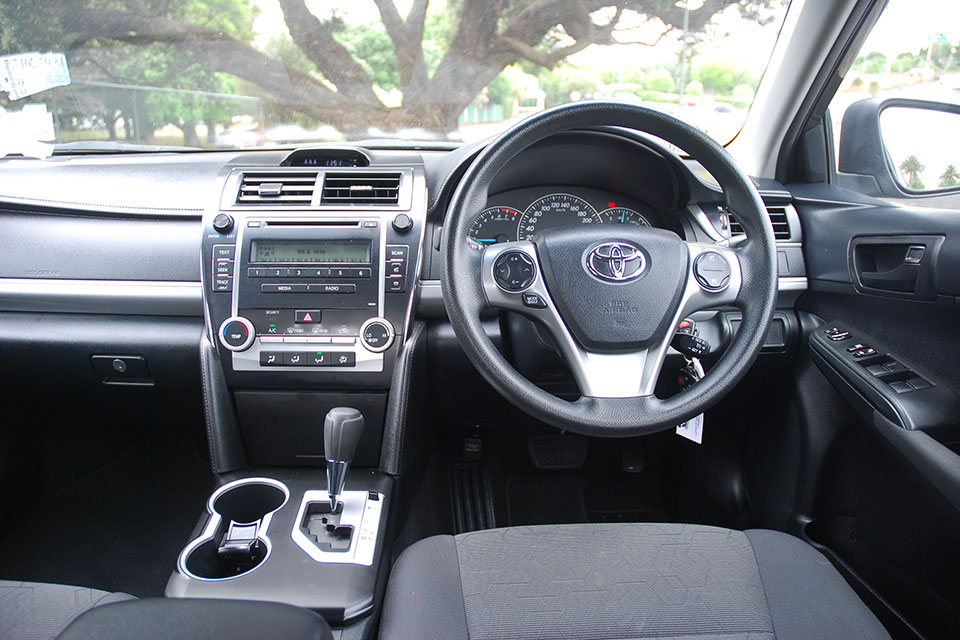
<box><xmin>468</xmin><ymin>187</ymin><xmax>660</xmax><ymax>244</ymax></box>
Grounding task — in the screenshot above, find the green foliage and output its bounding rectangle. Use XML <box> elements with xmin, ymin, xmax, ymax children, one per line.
<box><xmin>537</xmin><ymin>66</ymin><xmax>599</xmax><ymax>107</ymax></box>
<box><xmin>863</xmin><ymin>52</ymin><xmax>887</xmax><ymax>74</ymax></box>
<box><xmin>891</xmin><ymin>52</ymin><xmax>923</xmax><ymax>74</ymax></box>
<box><xmin>899</xmin><ymin>154</ymin><xmax>925</xmax><ymax>189</ymax></box>
<box><xmin>684</xmin><ymin>80</ymin><xmax>704</xmax><ymax>96</ymax></box>
<box><xmin>646</xmin><ymin>69</ymin><xmax>675</xmax><ymax>93</ymax></box>
<box><xmin>693</xmin><ymin>62</ymin><xmax>755</xmax><ymax>95</ymax></box>
<box><xmin>939</xmin><ymin>164</ymin><xmax>960</xmax><ymax>188</ymax></box>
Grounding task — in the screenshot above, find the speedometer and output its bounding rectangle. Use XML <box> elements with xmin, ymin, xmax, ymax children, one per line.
<box><xmin>517</xmin><ymin>194</ymin><xmax>599</xmax><ymax>241</ymax></box>
<box><xmin>468</xmin><ymin>206</ymin><xmax>522</xmax><ymax>244</ymax></box>
<box><xmin>598</xmin><ymin>207</ymin><xmax>651</xmax><ymax>227</ymax></box>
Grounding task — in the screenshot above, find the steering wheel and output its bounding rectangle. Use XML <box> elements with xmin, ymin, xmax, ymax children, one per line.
<box><xmin>441</xmin><ymin>101</ymin><xmax>778</xmax><ymax>437</ymax></box>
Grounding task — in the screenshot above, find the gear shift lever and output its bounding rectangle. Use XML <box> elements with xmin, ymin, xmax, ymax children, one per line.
<box><xmin>324</xmin><ymin>407</ymin><xmax>364</xmax><ymax>510</ymax></box>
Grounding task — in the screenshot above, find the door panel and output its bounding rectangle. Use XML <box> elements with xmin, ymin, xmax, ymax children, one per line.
<box><xmin>787</xmin><ymin>181</ymin><xmax>960</xmax><ymax>638</ymax></box>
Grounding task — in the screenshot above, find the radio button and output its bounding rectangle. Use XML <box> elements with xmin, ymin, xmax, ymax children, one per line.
<box><xmin>386</xmin><ymin>261</ymin><xmax>405</xmax><ymax>276</ymax></box>
<box><xmin>213</xmin><ymin>244</ymin><xmax>235</xmax><ymax>259</ymax></box>
<box><xmin>214</xmin><ymin>276</ymin><xmax>233</xmax><ymax>292</ymax></box>
<box><xmin>247</xmin><ymin>267</ymin><xmax>267</xmax><ymax>277</ymax></box>
<box><xmin>215</xmin><ymin>259</ymin><xmax>234</xmax><ymax>276</ymax></box>
<box><xmin>267</xmin><ymin>268</ymin><xmax>289</xmax><ymax>278</ymax></box>
<box><xmin>261</xmin><ymin>283</ymin><xmax>307</xmax><ymax>293</ymax></box>
<box><xmin>351</xmin><ymin>268</ymin><xmax>372</xmax><ymax>278</ymax></box>
<box><xmin>386</xmin><ymin>245</ymin><xmax>409</xmax><ymax>260</ymax></box>
<box><xmin>329</xmin><ymin>267</ymin><xmax>350</xmax><ymax>278</ymax></box>
<box><xmin>288</xmin><ymin>267</ymin><xmax>309</xmax><ymax>277</ymax></box>
<box><xmin>308</xmin><ymin>283</ymin><xmax>356</xmax><ymax>294</ymax></box>
<box><xmin>386</xmin><ymin>276</ymin><xmax>405</xmax><ymax>293</ymax></box>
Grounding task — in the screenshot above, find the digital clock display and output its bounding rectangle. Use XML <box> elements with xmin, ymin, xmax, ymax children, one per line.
<box><xmin>251</xmin><ymin>240</ymin><xmax>370</xmax><ymax>263</ymax></box>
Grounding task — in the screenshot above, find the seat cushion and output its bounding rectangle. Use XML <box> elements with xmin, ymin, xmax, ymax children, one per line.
<box><xmin>0</xmin><ymin>580</ymin><xmax>134</xmax><ymax>640</ymax></box>
<box><xmin>380</xmin><ymin>523</ymin><xmax>890</xmax><ymax>640</ymax></box>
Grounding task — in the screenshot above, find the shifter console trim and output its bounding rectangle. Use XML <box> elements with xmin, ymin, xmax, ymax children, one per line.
<box><xmin>291</xmin><ymin>490</ymin><xmax>383</xmax><ymax>566</ymax></box>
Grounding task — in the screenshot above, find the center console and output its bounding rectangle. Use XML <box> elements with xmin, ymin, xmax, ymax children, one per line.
<box><xmin>171</xmin><ymin>148</ymin><xmax>428</xmax><ymax>633</ymax></box>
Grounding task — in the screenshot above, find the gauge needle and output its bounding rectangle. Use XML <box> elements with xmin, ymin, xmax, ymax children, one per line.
<box><xmin>620</xmin><ymin>211</ymin><xmax>625</xmax><ymax>222</ymax></box>
<box><xmin>475</xmin><ymin>238</ymin><xmax>497</xmax><ymax>243</ymax></box>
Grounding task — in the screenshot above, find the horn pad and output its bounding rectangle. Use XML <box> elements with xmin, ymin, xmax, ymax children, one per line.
<box><xmin>534</xmin><ymin>226</ymin><xmax>689</xmax><ymax>351</ymax></box>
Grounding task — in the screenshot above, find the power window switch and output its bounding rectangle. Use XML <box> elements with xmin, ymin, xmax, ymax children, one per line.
<box><xmin>865</xmin><ymin>364</ymin><xmax>888</xmax><ymax>376</ymax></box>
<box><xmin>828</xmin><ymin>331</ymin><xmax>851</xmax><ymax>341</ymax></box>
<box><xmin>884</xmin><ymin>361</ymin><xmax>907</xmax><ymax>374</ymax></box>
<box><xmin>907</xmin><ymin>377</ymin><xmax>932</xmax><ymax>390</ymax></box>
<box><xmin>852</xmin><ymin>347</ymin><xmax>876</xmax><ymax>358</ymax></box>
<box><xmin>846</xmin><ymin>343</ymin><xmax>867</xmax><ymax>352</ymax></box>
<box><xmin>889</xmin><ymin>381</ymin><xmax>913</xmax><ymax>394</ymax></box>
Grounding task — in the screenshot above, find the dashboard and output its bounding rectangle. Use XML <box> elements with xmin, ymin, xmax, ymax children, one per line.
<box><xmin>469</xmin><ymin>186</ymin><xmax>671</xmax><ymax>244</ymax></box>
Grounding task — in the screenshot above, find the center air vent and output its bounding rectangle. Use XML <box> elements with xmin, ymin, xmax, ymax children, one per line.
<box><xmin>321</xmin><ymin>172</ymin><xmax>402</xmax><ymax>205</ymax></box>
<box><xmin>238</xmin><ymin>172</ymin><xmax>318</xmax><ymax>205</ymax></box>
<box><xmin>729</xmin><ymin>206</ymin><xmax>792</xmax><ymax>240</ymax></box>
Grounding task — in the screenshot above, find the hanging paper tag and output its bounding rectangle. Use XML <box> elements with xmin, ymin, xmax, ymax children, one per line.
<box><xmin>676</xmin><ymin>413</ymin><xmax>704</xmax><ymax>444</ymax></box>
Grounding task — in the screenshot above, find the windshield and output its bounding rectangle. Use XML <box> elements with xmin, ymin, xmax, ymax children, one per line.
<box><xmin>0</xmin><ymin>1</ymin><xmax>789</xmax><ymax>155</ymax></box>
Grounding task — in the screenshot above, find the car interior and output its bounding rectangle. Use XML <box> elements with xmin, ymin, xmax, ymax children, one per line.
<box><xmin>1</xmin><ymin>0</ymin><xmax>959</xmax><ymax>638</ymax></box>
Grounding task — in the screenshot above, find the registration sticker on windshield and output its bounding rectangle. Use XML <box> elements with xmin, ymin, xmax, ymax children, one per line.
<box><xmin>0</xmin><ymin>52</ymin><xmax>71</xmax><ymax>101</ymax></box>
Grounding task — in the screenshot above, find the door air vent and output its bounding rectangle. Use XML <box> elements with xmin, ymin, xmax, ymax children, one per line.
<box><xmin>728</xmin><ymin>206</ymin><xmax>792</xmax><ymax>240</ymax></box>
<box><xmin>320</xmin><ymin>172</ymin><xmax>402</xmax><ymax>205</ymax></box>
<box><xmin>237</xmin><ymin>172</ymin><xmax>318</xmax><ymax>205</ymax></box>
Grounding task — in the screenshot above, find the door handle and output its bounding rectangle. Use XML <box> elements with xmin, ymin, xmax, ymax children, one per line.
<box><xmin>859</xmin><ymin>262</ymin><xmax>919</xmax><ymax>291</ymax></box>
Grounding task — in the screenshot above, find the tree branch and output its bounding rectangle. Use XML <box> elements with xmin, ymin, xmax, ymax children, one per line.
<box><xmin>277</xmin><ymin>0</ymin><xmax>381</xmax><ymax>106</ymax></box>
<box><xmin>64</xmin><ymin>8</ymin><xmax>383</xmax><ymax>130</ymax></box>
<box><xmin>373</xmin><ymin>0</ymin><xmax>429</xmax><ymax>95</ymax></box>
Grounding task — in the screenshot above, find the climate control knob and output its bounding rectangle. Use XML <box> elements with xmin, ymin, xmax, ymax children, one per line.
<box><xmin>218</xmin><ymin>316</ymin><xmax>256</xmax><ymax>352</ymax></box>
<box><xmin>359</xmin><ymin>318</ymin><xmax>394</xmax><ymax>353</ymax></box>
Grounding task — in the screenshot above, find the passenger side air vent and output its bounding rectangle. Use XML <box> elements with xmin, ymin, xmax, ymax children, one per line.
<box><xmin>729</xmin><ymin>206</ymin><xmax>792</xmax><ymax>240</ymax></box>
<box><xmin>320</xmin><ymin>172</ymin><xmax>402</xmax><ymax>205</ymax></box>
<box><xmin>237</xmin><ymin>172</ymin><xmax>318</xmax><ymax>205</ymax></box>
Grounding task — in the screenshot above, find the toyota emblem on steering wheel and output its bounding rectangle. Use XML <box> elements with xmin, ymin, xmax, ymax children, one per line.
<box><xmin>586</xmin><ymin>241</ymin><xmax>646</xmax><ymax>282</ymax></box>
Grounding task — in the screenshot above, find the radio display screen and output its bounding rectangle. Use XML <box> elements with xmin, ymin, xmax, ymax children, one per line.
<box><xmin>251</xmin><ymin>240</ymin><xmax>370</xmax><ymax>264</ymax></box>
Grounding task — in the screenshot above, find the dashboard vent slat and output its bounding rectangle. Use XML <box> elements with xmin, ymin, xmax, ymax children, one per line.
<box><xmin>728</xmin><ymin>206</ymin><xmax>792</xmax><ymax>241</ymax></box>
<box><xmin>237</xmin><ymin>172</ymin><xmax>318</xmax><ymax>205</ymax></box>
<box><xmin>321</xmin><ymin>172</ymin><xmax>402</xmax><ymax>205</ymax></box>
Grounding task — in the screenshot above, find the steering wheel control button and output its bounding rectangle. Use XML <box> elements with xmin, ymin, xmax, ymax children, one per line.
<box><xmin>693</xmin><ymin>251</ymin><xmax>731</xmax><ymax>291</ymax></box>
<box><xmin>494</xmin><ymin>251</ymin><xmax>537</xmax><ymax>292</ymax></box>
<box><xmin>360</xmin><ymin>318</ymin><xmax>394</xmax><ymax>352</ymax></box>
<box><xmin>295</xmin><ymin>310</ymin><xmax>321</xmax><ymax>323</ymax></box>
<box><xmin>219</xmin><ymin>317</ymin><xmax>255</xmax><ymax>352</ymax></box>
<box><xmin>522</xmin><ymin>293</ymin><xmax>547</xmax><ymax>309</ymax></box>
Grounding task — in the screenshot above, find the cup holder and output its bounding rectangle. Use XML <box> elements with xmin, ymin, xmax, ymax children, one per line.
<box><xmin>179</xmin><ymin>478</ymin><xmax>289</xmax><ymax>581</ymax></box>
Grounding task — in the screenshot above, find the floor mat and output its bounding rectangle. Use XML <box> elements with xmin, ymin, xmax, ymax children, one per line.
<box><xmin>505</xmin><ymin>476</ymin><xmax>588</xmax><ymax>526</ymax></box>
<box><xmin>0</xmin><ymin>429</ymin><xmax>212</xmax><ymax>597</ymax></box>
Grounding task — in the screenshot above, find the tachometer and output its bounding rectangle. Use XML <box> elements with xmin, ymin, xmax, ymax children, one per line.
<box><xmin>517</xmin><ymin>194</ymin><xmax>599</xmax><ymax>241</ymax></box>
<box><xmin>468</xmin><ymin>206</ymin><xmax>522</xmax><ymax>244</ymax></box>
<box><xmin>598</xmin><ymin>207</ymin><xmax>651</xmax><ymax>227</ymax></box>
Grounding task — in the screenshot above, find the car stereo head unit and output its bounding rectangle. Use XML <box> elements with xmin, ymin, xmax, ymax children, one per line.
<box><xmin>215</xmin><ymin>216</ymin><xmax>408</xmax><ymax>373</ymax></box>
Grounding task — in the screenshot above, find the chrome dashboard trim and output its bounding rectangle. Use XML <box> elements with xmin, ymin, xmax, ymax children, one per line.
<box><xmin>0</xmin><ymin>278</ymin><xmax>202</xmax><ymax>316</ymax></box>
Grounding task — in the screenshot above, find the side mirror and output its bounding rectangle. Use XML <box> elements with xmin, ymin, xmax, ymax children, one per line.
<box><xmin>837</xmin><ymin>98</ymin><xmax>960</xmax><ymax>197</ymax></box>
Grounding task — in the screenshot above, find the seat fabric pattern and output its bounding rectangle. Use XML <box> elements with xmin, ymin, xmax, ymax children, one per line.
<box><xmin>0</xmin><ymin>580</ymin><xmax>134</xmax><ymax>640</ymax></box>
<box><xmin>380</xmin><ymin>523</ymin><xmax>890</xmax><ymax>640</ymax></box>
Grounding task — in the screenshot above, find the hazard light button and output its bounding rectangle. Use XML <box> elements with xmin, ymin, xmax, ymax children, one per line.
<box><xmin>295</xmin><ymin>310</ymin><xmax>321</xmax><ymax>323</ymax></box>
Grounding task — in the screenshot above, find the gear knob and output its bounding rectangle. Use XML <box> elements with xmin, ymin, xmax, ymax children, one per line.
<box><xmin>324</xmin><ymin>407</ymin><xmax>364</xmax><ymax>509</ymax></box>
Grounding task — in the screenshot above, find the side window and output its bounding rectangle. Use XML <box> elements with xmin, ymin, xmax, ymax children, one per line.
<box><xmin>828</xmin><ymin>0</ymin><xmax>960</xmax><ymax>203</ymax></box>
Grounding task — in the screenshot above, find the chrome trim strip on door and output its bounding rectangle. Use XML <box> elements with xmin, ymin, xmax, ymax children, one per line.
<box><xmin>0</xmin><ymin>278</ymin><xmax>202</xmax><ymax>316</ymax></box>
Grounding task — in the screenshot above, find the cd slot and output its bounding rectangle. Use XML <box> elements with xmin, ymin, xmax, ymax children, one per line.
<box><xmin>263</xmin><ymin>220</ymin><xmax>362</xmax><ymax>227</ymax></box>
